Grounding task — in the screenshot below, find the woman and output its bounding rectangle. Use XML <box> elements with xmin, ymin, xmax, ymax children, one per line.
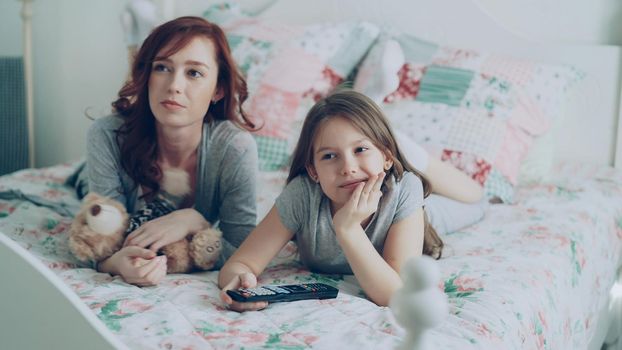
<box><xmin>87</xmin><ymin>16</ymin><xmax>258</xmax><ymax>286</ymax></box>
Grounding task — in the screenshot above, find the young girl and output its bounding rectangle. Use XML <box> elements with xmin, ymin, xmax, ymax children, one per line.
<box><xmin>219</xmin><ymin>89</ymin><xmax>485</xmax><ymax>309</ymax></box>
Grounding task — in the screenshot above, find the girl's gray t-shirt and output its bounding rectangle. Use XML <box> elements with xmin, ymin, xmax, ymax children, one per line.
<box><xmin>275</xmin><ymin>172</ymin><xmax>424</xmax><ymax>274</ymax></box>
<box><xmin>85</xmin><ymin>115</ymin><xmax>258</xmax><ymax>257</ymax></box>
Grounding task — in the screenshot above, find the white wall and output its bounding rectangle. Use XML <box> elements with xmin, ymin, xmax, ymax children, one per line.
<box><xmin>0</xmin><ymin>0</ymin><xmax>128</xmax><ymax>167</ymax></box>
<box><xmin>475</xmin><ymin>0</ymin><xmax>622</xmax><ymax>45</ymax></box>
<box><xmin>30</xmin><ymin>0</ymin><xmax>129</xmax><ymax>167</ymax></box>
<box><xmin>0</xmin><ymin>1</ymin><xmax>23</xmax><ymax>56</ymax></box>
<box><xmin>1</xmin><ymin>0</ymin><xmax>621</xmax><ymax>167</ymax></box>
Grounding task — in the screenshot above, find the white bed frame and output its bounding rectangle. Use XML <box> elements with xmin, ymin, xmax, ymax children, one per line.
<box><xmin>3</xmin><ymin>0</ymin><xmax>621</xmax><ymax>349</ymax></box>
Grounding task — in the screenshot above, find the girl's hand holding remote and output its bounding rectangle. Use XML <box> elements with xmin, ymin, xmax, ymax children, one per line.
<box><xmin>332</xmin><ymin>172</ymin><xmax>385</xmax><ymax>235</ymax></box>
<box><xmin>220</xmin><ymin>272</ymin><xmax>268</xmax><ymax>312</ymax></box>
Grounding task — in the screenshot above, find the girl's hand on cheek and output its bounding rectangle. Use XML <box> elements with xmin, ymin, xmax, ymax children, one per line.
<box><xmin>333</xmin><ymin>172</ymin><xmax>385</xmax><ymax>234</ymax></box>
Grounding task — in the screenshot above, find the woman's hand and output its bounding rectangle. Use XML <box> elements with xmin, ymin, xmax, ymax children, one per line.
<box><xmin>220</xmin><ymin>272</ymin><xmax>268</xmax><ymax>312</ymax></box>
<box><xmin>98</xmin><ymin>246</ymin><xmax>167</xmax><ymax>286</ymax></box>
<box><xmin>332</xmin><ymin>172</ymin><xmax>385</xmax><ymax>234</ymax></box>
<box><xmin>124</xmin><ymin>208</ymin><xmax>208</xmax><ymax>252</ymax></box>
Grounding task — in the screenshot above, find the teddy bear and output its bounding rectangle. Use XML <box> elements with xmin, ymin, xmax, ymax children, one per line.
<box><xmin>68</xmin><ymin>169</ymin><xmax>222</xmax><ymax>274</ymax></box>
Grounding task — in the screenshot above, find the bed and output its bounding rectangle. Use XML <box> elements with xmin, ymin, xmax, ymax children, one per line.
<box><xmin>2</xmin><ymin>0</ymin><xmax>622</xmax><ymax>349</ymax></box>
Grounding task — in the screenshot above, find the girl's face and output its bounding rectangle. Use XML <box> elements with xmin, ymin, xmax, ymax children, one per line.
<box><xmin>307</xmin><ymin>116</ymin><xmax>392</xmax><ymax>212</ymax></box>
<box><xmin>148</xmin><ymin>36</ymin><xmax>222</xmax><ymax>131</ymax></box>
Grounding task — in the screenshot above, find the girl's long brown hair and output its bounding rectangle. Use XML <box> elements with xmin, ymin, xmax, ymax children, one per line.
<box><xmin>112</xmin><ymin>16</ymin><xmax>255</xmax><ymax>195</ymax></box>
<box><xmin>288</xmin><ymin>89</ymin><xmax>443</xmax><ymax>259</ymax></box>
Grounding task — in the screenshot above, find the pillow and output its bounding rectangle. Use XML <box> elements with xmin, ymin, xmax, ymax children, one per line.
<box><xmin>516</xmin><ymin>71</ymin><xmax>585</xmax><ymax>185</ymax></box>
<box><xmin>204</xmin><ymin>4</ymin><xmax>380</xmax><ymax>171</ymax></box>
<box><xmin>354</xmin><ymin>32</ymin><xmax>582</xmax><ymax>203</ymax></box>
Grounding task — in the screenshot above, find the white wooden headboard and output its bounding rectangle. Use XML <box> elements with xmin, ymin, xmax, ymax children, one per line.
<box><xmin>256</xmin><ymin>0</ymin><xmax>622</xmax><ymax>169</ymax></box>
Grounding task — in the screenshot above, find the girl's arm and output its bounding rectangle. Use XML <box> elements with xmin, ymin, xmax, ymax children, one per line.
<box><xmin>218</xmin><ymin>206</ymin><xmax>294</xmax><ymax>312</ymax></box>
<box><xmin>337</xmin><ymin>208</ymin><xmax>424</xmax><ymax>306</ymax></box>
<box><xmin>425</xmin><ymin>157</ymin><xmax>483</xmax><ymax>203</ymax></box>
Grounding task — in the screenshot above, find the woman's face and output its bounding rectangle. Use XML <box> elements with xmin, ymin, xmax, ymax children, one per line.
<box><xmin>148</xmin><ymin>36</ymin><xmax>222</xmax><ymax>130</ymax></box>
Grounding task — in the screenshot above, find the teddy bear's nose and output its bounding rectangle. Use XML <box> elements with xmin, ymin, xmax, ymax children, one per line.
<box><xmin>90</xmin><ymin>204</ymin><xmax>102</xmax><ymax>216</ymax></box>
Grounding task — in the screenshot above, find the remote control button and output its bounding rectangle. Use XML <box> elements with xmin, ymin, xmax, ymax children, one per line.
<box><xmin>267</xmin><ymin>286</ymin><xmax>290</xmax><ymax>294</ymax></box>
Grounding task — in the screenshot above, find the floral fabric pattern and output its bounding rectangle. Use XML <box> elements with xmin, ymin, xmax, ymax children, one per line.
<box><xmin>1</xmin><ymin>161</ymin><xmax>621</xmax><ymax>349</ymax></box>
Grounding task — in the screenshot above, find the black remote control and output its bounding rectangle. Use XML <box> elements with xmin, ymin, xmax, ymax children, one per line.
<box><xmin>226</xmin><ymin>283</ymin><xmax>338</xmax><ymax>303</ymax></box>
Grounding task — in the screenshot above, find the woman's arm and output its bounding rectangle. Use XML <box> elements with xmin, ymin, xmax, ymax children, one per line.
<box><xmin>86</xmin><ymin>118</ymin><xmax>171</xmax><ymax>285</ymax></box>
<box><xmin>98</xmin><ymin>246</ymin><xmax>167</xmax><ymax>286</ymax></box>
<box><xmin>86</xmin><ymin>117</ymin><xmax>129</xmax><ymax>206</ymax></box>
<box><xmin>425</xmin><ymin>157</ymin><xmax>483</xmax><ymax>203</ymax></box>
<box><xmin>218</xmin><ymin>206</ymin><xmax>294</xmax><ymax>311</ymax></box>
<box><xmin>123</xmin><ymin>208</ymin><xmax>210</xmax><ymax>252</ymax></box>
<box><xmin>216</xmin><ymin>131</ymin><xmax>259</xmax><ymax>248</ymax></box>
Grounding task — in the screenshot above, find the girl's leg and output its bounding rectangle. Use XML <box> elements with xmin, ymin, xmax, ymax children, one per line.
<box><xmin>424</xmin><ymin>194</ymin><xmax>488</xmax><ymax>235</ymax></box>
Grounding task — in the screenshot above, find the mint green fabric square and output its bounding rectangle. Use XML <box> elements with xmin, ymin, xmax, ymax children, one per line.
<box><xmin>254</xmin><ymin>136</ymin><xmax>289</xmax><ymax>171</ymax></box>
<box><xmin>417</xmin><ymin>65</ymin><xmax>474</xmax><ymax>106</ymax></box>
<box><xmin>484</xmin><ymin>169</ymin><xmax>515</xmax><ymax>203</ymax></box>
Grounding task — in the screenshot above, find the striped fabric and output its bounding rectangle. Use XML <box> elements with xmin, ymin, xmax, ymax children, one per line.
<box><xmin>254</xmin><ymin>136</ymin><xmax>290</xmax><ymax>171</ymax></box>
<box><xmin>0</xmin><ymin>57</ymin><xmax>28</xmax><ymax>176</ymax></box>
<box><xmin>416</xmin><ymin>65</ymin><xmax>474</xmax><ymax>106</ymax></box>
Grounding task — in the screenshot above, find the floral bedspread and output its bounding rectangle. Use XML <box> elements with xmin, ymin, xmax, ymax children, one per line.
<box><xmin>0</xmin><ymin>162</ymin><xmax>621</xmax><ymax>349</ymax></box>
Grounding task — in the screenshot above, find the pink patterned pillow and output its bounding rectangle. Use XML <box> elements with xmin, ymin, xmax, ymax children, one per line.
<box><xmin>355</xmin><ymin>34</ymin><xmax>581</xmax><ymax>202</ymax></box>
<box><xmin>204</xmin><ymin>4</ymin><xmax>380</xmax><ymax>170</ymax></box>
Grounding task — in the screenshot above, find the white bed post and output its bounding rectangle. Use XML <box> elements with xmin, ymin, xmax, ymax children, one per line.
<box><xmin>391</xmin><ymin>256</ymin><xmax>449</xmax><ymax>350</ymax></box>
<box><xmin>20</xmin><ymin>0</ymin><xmax>35</xmax><ymax>168</ymax></box>
<box><xmin>616</xmin><ymin>87</ymin><xmax>622</xmax><ymax>169</ymax></box>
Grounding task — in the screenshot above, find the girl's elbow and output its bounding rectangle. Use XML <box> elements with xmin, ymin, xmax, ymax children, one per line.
<box><xmin>374</xmin><ymin>297</ymin><xmax>391</xmax><ymax>307</ymax></box>
<box><xmin>370</xmin><ymin>285</ymin><xmax>402</xmax><ymax>307</ymax></box>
